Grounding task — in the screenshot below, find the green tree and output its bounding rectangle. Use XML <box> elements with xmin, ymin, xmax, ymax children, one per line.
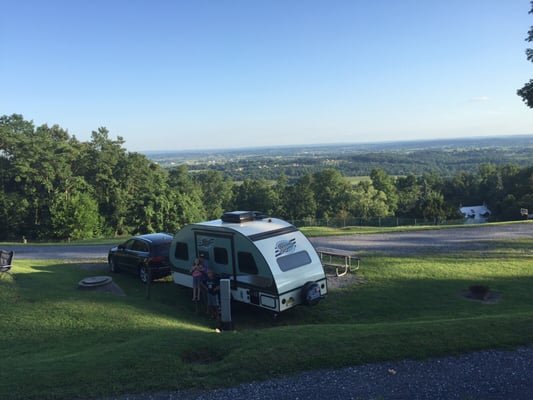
<box><xmin>518</xmin><ymin>1</ymin><xmax>533</xmax><ymax>107</ymax></box>
<box><xmin>172</xmin><ymin>191</ymin><xmax>207</xmax><ymax>228</ymax></box>
<box><xmin>194</xmin><ymin>170</ymin><xmax>233</xmax><ymax>220</ymax></box>
<box><xmin>0</xmin><ymin>116</ymin><xmax>82</xmax><ymax>239</ymax></box>
<box><xmin>370</xmin><ymin>168</ymin><xmax>398</xmax><ymax>215</ymax></box>
<box><xmin>353</xmin><ymin>181</ymin><xmax>389</xmax><ymax>218</ymax></box>
<box><xmin>232</xmin><ymin>179</ymin><xmax>277</xmax><ymax>214</ymax></box>
<box><xmin>478</xmin><ymin>163</ymin><xmax>504</xmax><ymax>209</ymax></box>
<box><xmin>80</xmin><ymin>127</ymin><xmax>129</xmax><ymax>236</ymax></box>
<box><xmin>0</xmin><ymin>115</ymin><xmax>35</xmax><ymax>239</ymax></box>
<box><xmin>498</xmin><ymin>194</ymin><xmax>520</xmax><ymax>220</ymax></box>
<box><xmin>284</xmin><ymin>174</ymin><xmax>317</xmax><ymax>221</ymax></box>
<box><xmin>442</xmin><ymin>171</ymin><xmax>480</xmax><ymax>209</ymax></box>
<box><xmin>311</xmin><ymin>169</ymin><xmax>354</xmax><ymax>219</ymax></box>
<box><xmin>271</xmin><ymin>173</ymin><xmax>289</xmax><ymax>217</ymax></box>
<box><xmin>168</xmin><ymin>165</ymin><xmax>207</xmax><ymax>227</ymax></box>
<box><xmin>417</xmin><ymin>190</ymin><xmax>447</xmax><ymax>221</ymax></box>
<box><xmin>123</xmin><ymin>154</ymin><xmax>175</xmax><ymax>234</ymax></box>
<box><xmin>50</xmin><ymin>179</ymin><xmax>102</xmax><ymax>240</ymax></box>
<box><xmin>395</xmin><ymin>174</ymin><xmax>421</xmax><ymax>217</ymax></box>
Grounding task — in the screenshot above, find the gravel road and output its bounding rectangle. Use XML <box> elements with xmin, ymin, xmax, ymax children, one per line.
<box><xmin>308</xmin><ymin>222</ymin><xmax>533</xmax><ymax>256</ymax></box>
<box><xmin>108</xmin><ymin>345</ymin><xmax>533</xmax><ymax>400</ymax></box>
<box><xmin>10</xmin><ymin>222</ymin><xmax>533</xmax><ymax>260</ymax></box>
<box><xmin>8</xmin><ymin>244</ymin><xmax>111</xmax><ymax>260</ymax></box>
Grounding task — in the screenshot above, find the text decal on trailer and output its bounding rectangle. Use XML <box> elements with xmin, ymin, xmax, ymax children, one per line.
<box><xmin>275</xmin><ymin>238</ymin><xmax>296</xmax><ymax>257</ymax></box>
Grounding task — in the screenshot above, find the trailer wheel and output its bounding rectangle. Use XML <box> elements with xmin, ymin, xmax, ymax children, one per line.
<box><xmin>302</xmin><ymin>281</ymin><xmax>321</xmax><ymax>306</ymax></box>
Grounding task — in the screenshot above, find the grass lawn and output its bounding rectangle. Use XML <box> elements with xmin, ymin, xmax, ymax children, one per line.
<box><xmin>1</xmin><ymin>238</ymin><xmax>533</xmax><ymax>399</ymax></box>
<box><xmin>299</xmin><ymin>219</ymin><xmax>532</xmax><ymax>236</ymax></box>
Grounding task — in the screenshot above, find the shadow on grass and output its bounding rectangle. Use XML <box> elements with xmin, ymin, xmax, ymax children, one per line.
<box><xmin>10</xmin><ymin>254</ymin><xmax>533</xmax><ymax>332</ymax></box>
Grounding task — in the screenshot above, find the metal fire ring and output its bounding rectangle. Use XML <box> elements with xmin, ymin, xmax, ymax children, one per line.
<box><xmin>78</xmin><ymin>276</ymin><xmax>113</xmax><ymax>288</ymax></box>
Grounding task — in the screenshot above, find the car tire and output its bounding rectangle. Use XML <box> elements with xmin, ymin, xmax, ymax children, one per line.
<box><xmin>139</xmin><ymin>265</ymin><xmax>150</xmax><ymax>284</ymax></box>
<box><xmin>109</xmin><ymin>257</ymin><xmax>119</xmax><ymax>273</ymax></box>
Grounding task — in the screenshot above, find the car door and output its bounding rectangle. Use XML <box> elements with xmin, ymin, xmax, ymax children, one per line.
<box><xmin>114</xmin><ymin>238</ymin><xmax>136</xmax><ymax>270</ymax></box>
<box><xmin>125</xmin><ymin>239</ymin><xmax>149</xmax><ymax>273</ymax></box>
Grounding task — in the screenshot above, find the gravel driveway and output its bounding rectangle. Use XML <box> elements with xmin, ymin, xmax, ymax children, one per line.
<box><xmin>308</xmin><ymin>222</ymin><xmax>533</xmax><ymax>256</ymax></box>
<box><xmin>108</xmin><ymin>345</ymin><xmax>533</xmax><ymax>400</ymax></box>
<box><xmin>9</xmin><ymin>223</ymin><xmax>533</xmax><ymax>260</ymax></box>
<box><xmin>8</xmin><ymin>244</ymin><xmax>111</xmax><ymax>260</ymax></box>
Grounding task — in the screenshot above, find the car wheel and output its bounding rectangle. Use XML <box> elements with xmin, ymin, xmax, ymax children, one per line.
<box><xmin>139</xmin><ymin>265</ymin><xmax>150</xmax><ymax>284</ymax></box>
<box><xmin>109</xmin><ymin>257</ymin><xmax>119</xmax><ymax>273</ymax></box>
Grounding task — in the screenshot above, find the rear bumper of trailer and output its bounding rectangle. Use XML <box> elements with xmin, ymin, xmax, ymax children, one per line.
<box><xmin>171</xmin><ymin>270</ymin><xmax>327</xmax><ymax>313</ymax></box>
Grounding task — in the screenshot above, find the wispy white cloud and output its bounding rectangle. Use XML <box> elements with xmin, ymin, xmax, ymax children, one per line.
<box><xmin>468</xmin><ymin>96</ymin><xmax>492</xmax><ymax>103</ymax></box>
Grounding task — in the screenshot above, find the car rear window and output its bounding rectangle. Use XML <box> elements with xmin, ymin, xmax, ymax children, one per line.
<box><xmin>153</xmin><ymin>242</ymin><xmax>171</xmax><ymax>257</ymax></box>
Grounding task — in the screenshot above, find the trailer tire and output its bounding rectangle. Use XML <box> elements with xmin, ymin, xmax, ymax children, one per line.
<box><xmin>302</xmin><ymin>281</ymin><xmax>321</xmax><ymax>306</ymax></box>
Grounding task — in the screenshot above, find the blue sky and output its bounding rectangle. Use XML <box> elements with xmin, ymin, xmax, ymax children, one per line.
<box><xmin>2</xmin><ymin>0</ymin><xmax>533</xmax><ymax>151</ymax></box>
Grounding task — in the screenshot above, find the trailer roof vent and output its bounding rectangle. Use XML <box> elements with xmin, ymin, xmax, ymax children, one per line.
<box><xmin>221</xmin><ymin>211</ymin><xmax>255</xmax><ymax>223</ymax></box>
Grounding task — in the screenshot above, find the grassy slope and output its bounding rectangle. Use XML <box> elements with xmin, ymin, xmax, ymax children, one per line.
<box><xmin>1</xmin><ymin>236</ymin><xmax>533</xmax><ymax>399</ymax></box>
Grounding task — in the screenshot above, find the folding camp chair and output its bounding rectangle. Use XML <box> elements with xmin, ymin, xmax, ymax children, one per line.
<box><xmin>0</xmin><ymin>250</ymin><xmax>15</xmax><ymax>279</ymax></box>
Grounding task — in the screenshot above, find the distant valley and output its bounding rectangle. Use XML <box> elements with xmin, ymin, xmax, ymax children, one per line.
<box><xmin>142</xmin><ymin>135</ymin><xmax>533</xmax><ymax>181</ymax></box>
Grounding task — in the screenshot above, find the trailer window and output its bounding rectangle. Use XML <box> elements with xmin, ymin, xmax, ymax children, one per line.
<box><xmin>214</xmin><ymin>247</ymin><xmax>228</xmax><ymax>265</ymax></box>
<box><xmin>174</xmin><ymin>242</ymin><xmax>189</xmax><ymax>260</ymax></box>
<box><xmin>237</xmin><ymin>252</ymin><xmax>258</xmax><ymax>274</ymax></box>
<box><xmin>277</xmin><ymin>250</ymin><xmax>312</xmax><ymax>272</ymax></box>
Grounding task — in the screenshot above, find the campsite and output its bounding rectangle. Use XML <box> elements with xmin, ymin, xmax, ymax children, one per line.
<box><xmin>1</xmin><ymin>222</ymin><xmax>533</xmax><ymax>400</ymax></box>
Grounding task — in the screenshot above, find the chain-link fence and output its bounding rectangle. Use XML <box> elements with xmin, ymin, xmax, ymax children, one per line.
<box><xmin>290</xmin><ymin>216</ymin><xmax>474</xmax><ymax>228</ymax></box>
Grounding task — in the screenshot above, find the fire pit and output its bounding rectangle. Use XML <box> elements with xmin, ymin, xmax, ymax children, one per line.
<box><xmin>468</xmin><ymin>285</ymin><xmax>490</xmax><ymax>301</ymax></box>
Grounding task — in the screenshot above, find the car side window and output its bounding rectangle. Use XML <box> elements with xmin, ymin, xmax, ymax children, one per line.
<box><xmin>124</xmin><ymin>239</ymin><xmax>136</xmax><ymax>250</ymax></box>
<box><xmin>132</xmin><ymin>240</ymin><xmax>148</xmax><ymax>252</ymax></box>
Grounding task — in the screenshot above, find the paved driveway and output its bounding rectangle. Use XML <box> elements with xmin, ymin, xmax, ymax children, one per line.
<box><xmin>6</xmin><ymin>244</ymin><xmax>112</xmax><ymax>260</ymax></box>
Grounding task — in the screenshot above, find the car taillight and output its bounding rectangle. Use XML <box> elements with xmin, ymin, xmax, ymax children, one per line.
<box><xmin>151</xmin><ymin>256</ymin><xmax>166</xmax><ymax>263</ymax></box>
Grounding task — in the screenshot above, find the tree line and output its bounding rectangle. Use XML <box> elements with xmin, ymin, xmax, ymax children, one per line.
<box><xmin>1</xmin><ymin>114</ymin><xmax>532</xmax><ymax>241</ymax></box>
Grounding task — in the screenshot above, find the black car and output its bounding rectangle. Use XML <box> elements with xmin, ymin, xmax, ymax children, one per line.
<box><xmin>108</xmin><ymin>233</ymin><xmax>173</xmax><ymax>283</ymax></box>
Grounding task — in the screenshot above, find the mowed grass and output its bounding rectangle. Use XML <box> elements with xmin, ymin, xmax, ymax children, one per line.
<box><xmin>299</xmin><ymin>220</ymin><xmax>532</xmax><ymax>236</ymax></box>
<box><xmin>2</xmin><ymin>239</ymin><xmax>533</xmax><ymax>400</ymax></box>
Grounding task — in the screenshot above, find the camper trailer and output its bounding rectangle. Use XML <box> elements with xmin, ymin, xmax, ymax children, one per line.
<box><xmin>169</xmin><ymin>211</ymin><xmax>327</xmax><ymax>313</ymax></box>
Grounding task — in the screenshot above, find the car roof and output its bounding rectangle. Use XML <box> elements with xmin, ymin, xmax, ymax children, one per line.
<box><xmin>133</xmin><ymin>233</ymin><xmax>173</xmax><ymax>244</ymax></box>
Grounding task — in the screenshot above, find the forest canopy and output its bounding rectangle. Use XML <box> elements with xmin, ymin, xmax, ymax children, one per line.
<box><xmin>1</xmin><ymin>114</ymin><xmax>532</xmax><ymax>241</ymax></box>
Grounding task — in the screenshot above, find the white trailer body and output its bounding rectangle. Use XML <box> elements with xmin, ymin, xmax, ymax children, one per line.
<box><xmin>169</xmin><ymin>211</ymin><xmax>327</xmax><ymax>313</ymax></box>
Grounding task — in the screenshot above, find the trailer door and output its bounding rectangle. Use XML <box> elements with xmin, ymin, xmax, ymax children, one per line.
<box><xmin>195</xmin><ymin>232</ymin><xmax>235</xmax><ymax>278</ymax></box>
